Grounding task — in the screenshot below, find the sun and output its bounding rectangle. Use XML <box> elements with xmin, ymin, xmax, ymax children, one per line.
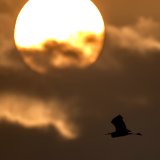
<box><xmin>14</xmin><ymin>0</ymin><xmax>105</xmax><ymax>73</ymax></box>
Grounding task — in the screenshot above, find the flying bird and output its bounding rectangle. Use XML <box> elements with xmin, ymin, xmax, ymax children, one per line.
<box><xmin>105</xmin><ymin>115</ymin><xmax>142</xmax><ymax>138</ymax></box>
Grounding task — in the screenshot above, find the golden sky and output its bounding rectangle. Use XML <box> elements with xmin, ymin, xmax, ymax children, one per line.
<box><xmin>1</xmin><ymin>0</ymin><xmax>160</xmax><ymax>159</ymax></box>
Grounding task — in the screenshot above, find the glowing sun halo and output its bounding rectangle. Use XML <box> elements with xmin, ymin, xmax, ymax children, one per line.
<box><xmin>14</xmin><ymin>0</ymin><xmax>105</xmax><ymax>73</ymax></box>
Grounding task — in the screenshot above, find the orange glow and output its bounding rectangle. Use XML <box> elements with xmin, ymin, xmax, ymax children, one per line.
<box><xmin>14</xmin><ymin>0</ymin><xmax>105</xmax><ymax>72</ymax></box>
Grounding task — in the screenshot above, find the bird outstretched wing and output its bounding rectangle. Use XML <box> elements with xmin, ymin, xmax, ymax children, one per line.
<box><xmin>111</xmin><ymin>115</ymin><xmax>128</xmax><ymax>133</ymax></box>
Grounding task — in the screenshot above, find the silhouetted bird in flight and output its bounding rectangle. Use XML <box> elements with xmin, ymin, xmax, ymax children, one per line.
<box><xmin>105</xmin><ymin>115</ymin><xmax>142</xmax><ymax>138</ymax></box>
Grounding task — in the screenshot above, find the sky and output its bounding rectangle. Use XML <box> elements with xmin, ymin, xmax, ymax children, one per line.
<box><xmin>0</xmin><ymin>0</ymin><xmax>160</xmax><ymax>159</ymax></box>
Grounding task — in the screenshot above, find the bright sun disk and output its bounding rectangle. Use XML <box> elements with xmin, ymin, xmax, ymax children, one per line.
<box><xmin>14</xmin><ymin>0</ymin><xmax>105</xmax><ymax>73</ymax></box>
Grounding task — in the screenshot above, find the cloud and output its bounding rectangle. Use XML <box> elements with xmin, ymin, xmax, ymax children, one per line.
<box><xmin>0</xmin><ymin>93</ymin><xmax>79</xmax><ymax>139</ymax></box>
<box><xmin>94</xmin><ymin>17</ymin><xmax>160</xmax><ymax>70</ymax></box>
<box><xmin>0</xmin><ymin>3</ymin><xmax>25</xmax><ymax>71</ymax></box>
<box><xmin>17</xmin><ymin>31</ymin><xmax>104</xmax><ymax>74</ymax></box>
<box><xmin>106</xmin><ymin>17</ymin><xmax>160</xmax><ymax>53</ymax></box>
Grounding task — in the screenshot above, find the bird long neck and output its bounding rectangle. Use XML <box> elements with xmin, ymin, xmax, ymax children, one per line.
<box><xmin>130</xmin><ymin>133</ymin><xmax>142</xmax><ymax>136</ymax></box>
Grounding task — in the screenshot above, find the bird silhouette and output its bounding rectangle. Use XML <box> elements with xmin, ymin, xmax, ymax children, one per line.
<box><xmin>105</xmin><ymin>115</ymin><xmax>142</xmax><ymax>138</ymax></box>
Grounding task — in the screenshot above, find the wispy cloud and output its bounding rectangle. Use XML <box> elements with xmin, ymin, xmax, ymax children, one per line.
<box><xmin>106</xmin><ymin>17</ymin><xmax>160</xmax><ymax>53</ymax></box>
<box><xmin>0</xmin><ymin>9</ymin><xmax>25</xmax><ymax>70</ymax></box>
<box><xmin>95</xmin><ymin>17</ymin><xmax>160</xmax><ymax>70</ymax></box>
<box><xmin>0</xmin><ymin>93</ymin><xmax>79</xmax><ymax>139</ymax></box>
